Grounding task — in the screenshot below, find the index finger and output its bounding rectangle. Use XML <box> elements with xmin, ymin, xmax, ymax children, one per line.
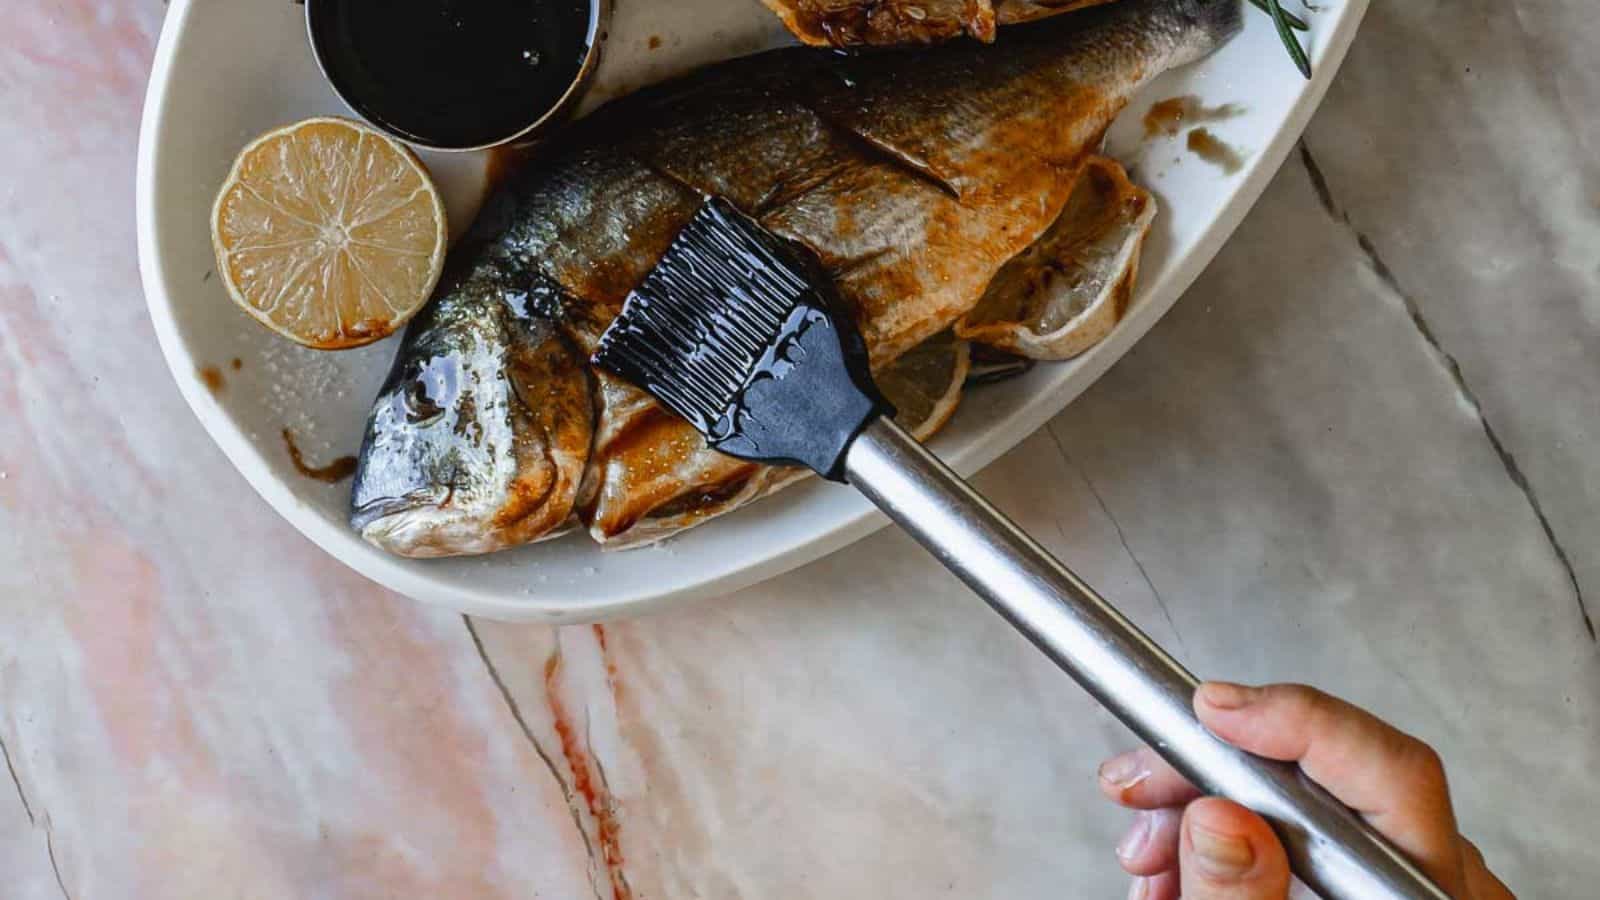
<box><xmin>1193</xmin><ymin>682</ymin><xmax>1466</xmax><ymax>895</ymax></box>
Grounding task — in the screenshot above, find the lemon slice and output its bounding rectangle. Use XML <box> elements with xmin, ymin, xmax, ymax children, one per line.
<box><xmin>878</xmin><ymin>329</ymin><xmax>971</xmax><ymax>440</ymax></box>
<box><xmin>956</xmin><ymin>155</ymin><xmax>1154</xmax><ymax>360</ymax></box>
<box><xmin>210</xmin><ymin>117</ymin><xmax>447</xmax><ymax>350</ymax></box>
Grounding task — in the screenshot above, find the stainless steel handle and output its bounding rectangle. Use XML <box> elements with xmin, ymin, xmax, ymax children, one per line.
<box><xmin>843</xmin><ymin>417</ymin><xmax>1450</xmax><ymax>900</ymax></box>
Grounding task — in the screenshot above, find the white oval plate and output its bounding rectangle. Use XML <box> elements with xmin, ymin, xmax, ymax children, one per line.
<box><xmin>138</xmin><ymin>0</ymin><xmax>1367</xmax><ymax>622</ymax></box>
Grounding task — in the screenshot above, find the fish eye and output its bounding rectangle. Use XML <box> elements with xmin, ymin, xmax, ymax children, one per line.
<box><xmin>398</xmin><ymin>356</ymin><xmax>459</xmax><ymax>425</ymax></box>
<box><xmin>401</xmin><ymin>379</ymin><xmax>443</xmax><ymax>424</ymax></box>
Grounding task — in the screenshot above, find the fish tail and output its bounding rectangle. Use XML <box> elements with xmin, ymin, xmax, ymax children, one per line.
<box><xmin>1185</xmin><ymin>0</ymin><xmax>1245</xmax><ymax>49</ymax></box>
<box><xmin>1154</xmin><ymin>0</ymin><xmax>1243</xmax><ymax>68</ymax></box>
<box><xmin>1085</xmin><ymin>0</ymin><xmax>1242</xmax><ymax>71</ymax></box>
<box><xmin>1193</xmin><ymin>0</ymin><xmax>1245</xmax><ymax>42</ymax></box>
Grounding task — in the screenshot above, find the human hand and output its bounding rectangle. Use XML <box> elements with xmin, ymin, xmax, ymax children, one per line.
<box><xmin>1097</xmin><ymin>682</ymin><xmax>1514</xmax><ymax>899</ymax></box>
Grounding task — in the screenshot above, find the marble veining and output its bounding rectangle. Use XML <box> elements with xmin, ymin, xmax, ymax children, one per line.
<box><xmin>2</xmin><ymin>1</ymin><xmax>1597</xmax><ymax>898</ymax></box>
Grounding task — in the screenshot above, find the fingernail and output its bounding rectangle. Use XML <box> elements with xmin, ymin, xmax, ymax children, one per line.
<box><xmin>1199</xmin><ymin>681</ymin><xmax>1260</xmax><ymax>710</ymax></box>
<box><xmin>1117</xmin><ymin>812</ymin><xmax>1153</xmax><ymax>862</ymax></box>
<box><xmin>1126</xmin><ymin>876</ymin><xmax>1150</xmax><ymax>900</ymax></box>
<box><xmin>1189</xmin><ymin>820</ymin><xmax>1255</xmax><ymax>880</ymax></box>
<box><xmin>1098</xmin><ymin>752</ymin><xmax>1150</xmax><ymax>790</ymax></box>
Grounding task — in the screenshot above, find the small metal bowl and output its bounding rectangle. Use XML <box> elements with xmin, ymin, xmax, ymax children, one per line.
<box><xmin>305</xmin><ymin>0</ymin><xmax>607</xmax><ymax>152</ymax></box>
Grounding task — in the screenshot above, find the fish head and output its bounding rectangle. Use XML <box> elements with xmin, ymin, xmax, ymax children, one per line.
<box><xmin>350</xmin><ymin>272</ymin><xmax>593</xmax><ymax>557</ymax></box>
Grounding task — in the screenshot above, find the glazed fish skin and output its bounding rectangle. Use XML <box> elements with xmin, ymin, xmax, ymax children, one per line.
<box><xmin>353</xmin><ymin>0</ymin><xmax>1241</xmax><ymax>556</ymax></box>
<box><xmin>548</xmin><ymin>0</ymin><xmax>1239</xmax><ymax>364</ymax></box>
<box><xmin>763</xmin><ymin>0</ymin><xmax>1002</xmax><ymax>45</ymax></box>
<box><xmin>762</xmin><ymin>0</ymin><xmax>1116</xmax><ymax>47</ymax></box>
<box><xmin>350</xmin><ymin>259</ymin><xmax>593</xmax><ymax>558</ymax></box>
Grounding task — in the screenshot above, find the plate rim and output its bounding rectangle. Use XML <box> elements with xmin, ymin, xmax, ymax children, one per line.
<box><xmin>137</xmin><ymin>0</ymin><xmax>1371</xmax><ymax>622</ymax></box>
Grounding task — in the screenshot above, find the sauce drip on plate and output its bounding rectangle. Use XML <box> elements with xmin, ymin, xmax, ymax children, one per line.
<box><xmin>1186</xmin><ymin>128</ymin><xmax>1245</xmax><ymax>174</ymax></box>
<box><xmin>1142</xmin><ymin>95</ymin><xmax>1244</xmax><ymax>139</ymax></box>
<box><xmin>282</xmin><ymin>428</ymin><xmax>358</xmax><ymax>484</ymax></box>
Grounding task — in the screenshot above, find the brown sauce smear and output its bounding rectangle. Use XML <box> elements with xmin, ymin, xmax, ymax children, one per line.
<box><xmin>230</xmin><ymin>357</ymin><xmax>243</xmax><ymax>371</ymax></box>
<box><xmin>281</xmin><ymin>428</ymin><xmax>358</xmax><ymax>483</ymax></box>
<box><xmin>1186</xmin><ymin>128</ymin><xmax>1245</xmax><ymax>174</ymax></box>
<box><xmin>198</xmin><ymin>365</ymin><xmax>225</xmax><ymax>394</ymax></box>
<box><xmin>485</xmin><ymin>142</ymin><xmax>540</xmax><ymax>194</ymax></box>
<box><xmin>647</xmin><ymin>477</ymin><xmax>750</xmax><ymax>520</ymax></box>
<box><xmin>1143</xmin><ymin>95</ymin><xmax>1244</xmax><ymax>139</ymax></box>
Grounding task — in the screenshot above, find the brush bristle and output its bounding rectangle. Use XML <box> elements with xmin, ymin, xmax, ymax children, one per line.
<box><xmin>594</xmin><ymin>199</ymin><xmax>819</xmax><ymax>430</ymax></box>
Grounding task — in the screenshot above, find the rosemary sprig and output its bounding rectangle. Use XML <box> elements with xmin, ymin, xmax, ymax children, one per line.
<box><xmin>1259</xmin><ymin>0</ymin><xmax>1312</xmax><ymax>79</ymax></box>
<box><xmin>1246</xmin><ymin>0</ymin><xmax>1308</xmax><ymax>32</ymax></box>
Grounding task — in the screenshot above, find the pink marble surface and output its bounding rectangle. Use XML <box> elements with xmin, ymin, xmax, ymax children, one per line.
<box><xmin>5</xmin><ymin>2</ymin><xmax>1600</xmax><ymax>898</ymax></box>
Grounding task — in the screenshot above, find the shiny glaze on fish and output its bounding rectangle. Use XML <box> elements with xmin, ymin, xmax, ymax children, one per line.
<box><xmin>351</xmin><ymin>260</ymin><xmax>593</xmax><ymax>557</ymax></box>
<box><xmin>352</xmin><ymin>0</ymin><xmax>1241</xmax><ymax>556</ymax></box>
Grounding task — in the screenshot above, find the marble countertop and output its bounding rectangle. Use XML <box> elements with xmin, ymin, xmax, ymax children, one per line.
<box><xmin>3</xmin><ymin>1</ymin><xmax>1597</xmax><ymax>897</ymax></box>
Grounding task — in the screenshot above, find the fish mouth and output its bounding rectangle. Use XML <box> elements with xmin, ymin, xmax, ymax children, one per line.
<box><xmin>353</xmin><ymin>487</ymin><xmax>540</xmax><ymax>559</ymax></box>
<box><xmin>350</xmin><ymin>489</ymin><xmax>450</xmax><ymax>531</ymax></box>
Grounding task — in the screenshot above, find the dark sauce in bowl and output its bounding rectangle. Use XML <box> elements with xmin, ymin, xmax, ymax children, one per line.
<box><xmin>308</xmin><ymin>0</ymin><xmax>598</xmax><ymax>150</ymax></box>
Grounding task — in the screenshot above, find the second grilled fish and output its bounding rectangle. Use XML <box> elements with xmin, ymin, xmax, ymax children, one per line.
<box><xmin>762</xmin><ymin>0</ymin><xmax>1116</xmax><ymax>47</ymax></box>
<box><xmin>351</xmin><ymin>0</ymin><xmax>1242</xmax><ymax>557</ymax></box>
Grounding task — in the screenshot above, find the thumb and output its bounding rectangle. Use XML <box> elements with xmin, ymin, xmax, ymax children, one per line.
<box><xmin>1179</xmin><ymin>797</ymin><xmax>1292</xmax><ymax>899</ymax></box>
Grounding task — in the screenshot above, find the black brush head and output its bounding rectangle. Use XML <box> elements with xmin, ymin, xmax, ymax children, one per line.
<box><xmin>593</xmin><ymin>198</ymin><xmax>891</xmax><ymax>480</ymax></box>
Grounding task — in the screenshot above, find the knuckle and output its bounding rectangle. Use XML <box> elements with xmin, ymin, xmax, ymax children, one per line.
<box><xmin>1270</xmin><ymin>682</ymin><xmax>1324</xmax><ymax>708</ymax></box>
<box><xmin>1269</xmin><ymin>683</ymin><xmax>1332</xmax><ymax>723</ymax></box>
<box><xmin>1409</xmin><ymin>738</ymin><xmax>1445</xmax><ymax>773</ymax></box>
<box><xmin>1399</xmin><ymin>736</ymin><xmax>1448</xmax><ymax>785</ymax></box>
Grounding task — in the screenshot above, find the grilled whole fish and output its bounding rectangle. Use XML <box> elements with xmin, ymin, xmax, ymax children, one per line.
<box><xmin>351</xmin><ymin>0</ymin><xmax>1241</xmax><ymax>557</ymax></box>
<box><xmin>762</xmin><ymin>0</ymin><xmax>1116</xmax><ymax>47</ymax></box>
